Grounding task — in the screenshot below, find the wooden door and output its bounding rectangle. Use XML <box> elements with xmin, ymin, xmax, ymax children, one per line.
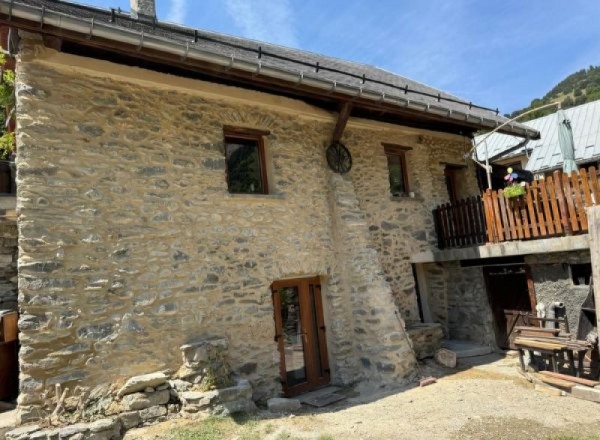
<box><xmin>272</xmin><ymin>277</ymin><xmax>330</xmax><ymax>396</ymax></box>
<box><xmin>483</xmin><ymin>265</ymin><xmax>536</xmax><ymax>349</ymax></box>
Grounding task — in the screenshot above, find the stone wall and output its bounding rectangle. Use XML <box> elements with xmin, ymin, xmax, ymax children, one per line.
<box><xmin>328</xmin><ymin>173</ymin><xmax>416</xmax><ymax>382</ymax></box>
<box><xmin>421</xmin><ymin>262</ymin><xmax>495</xmax><ymax>347</ymax></box>
<box><xmin>16</xmin><ymin>47</ymin><xmax>329</xmax><ymax>417</ymax></box>
<box><xmin>525</xmin><ymin>251</ymin><xmax>591</xmax><ymax>337</ymax></box>
<box><xmin>0</xmin><ymin>221</ymin><xmax>18</xmax><ymax>311</ymax></box>
<box><xmin>446</xmin><ymin>264</ymin><xmax>495</xmax><ymax>346</ymax></box>
<box><xmin>421</xmin><ymin>263</ymin><xmax>448</xmax><ymax>333</ymax></box>
<box><xmin>406</xmin><ymin>323</ymin><xmax>444</xmax><ymax>359</ymax></box>
<box><xmin>344</xmin><ymin>128</ymin><xmax>479</xmax><ymax>324</ymax></box>
<box><xmin>13</xmin><ymin>36</ymin><xmax>439</xmax><ymax>420</ymax></box>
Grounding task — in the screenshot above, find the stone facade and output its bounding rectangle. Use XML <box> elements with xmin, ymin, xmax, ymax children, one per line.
<box><xmin>421</xmin><ymin>262</ymin><xmax>496</xmax><ymax>347</ymax></box>
<box><xmin>525</xmin><ymin>251</ymin><xmax>592</xmax><ymax>337</ymax></box>
<box><xmin>406</xmin><ymin>323</ymin><xmax>444</xmax><ymax>359</ymax></box>
<box><xmin>422</xmin><ymin>250</ymin><xmax>593</xmax><ymax>350</ymax></box>
<box><xmin>345</xmin><ymin>127</ymin><xmax>479</xmax><ymax>323</ymax></box>
<box><xmin>9</xmin><ymin>34</ymin><xmax>482</xmax><ymax>422</ymax></box>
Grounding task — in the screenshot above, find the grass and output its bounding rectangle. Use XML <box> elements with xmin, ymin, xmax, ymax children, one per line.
<box><xmin>170</xmin><ymin>416</ymin><xmax>335</xmax><ymax>440</ymax></box>
<box><xmin>172</xmin><ymin>416</ymin><xmax>260</xmax><ymax>440</ymax></box>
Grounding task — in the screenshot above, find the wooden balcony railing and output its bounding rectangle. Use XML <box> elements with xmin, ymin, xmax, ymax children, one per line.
<box><xmin>433</xmin><ymin>167</ymin><xmax>600</xmax><ymax>249</ymax></box>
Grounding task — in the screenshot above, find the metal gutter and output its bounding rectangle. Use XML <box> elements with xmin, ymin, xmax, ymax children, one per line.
<box><xmin>0</xmin><ymin>0</ymin><xmax>540</xmax><ymax>139</ymax></box>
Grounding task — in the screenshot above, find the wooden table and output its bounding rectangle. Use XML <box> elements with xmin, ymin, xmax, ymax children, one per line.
<box><xmin>514</xmin><ymin>336</ymin><xmax>591</xmax><ymax>377</ymax></box>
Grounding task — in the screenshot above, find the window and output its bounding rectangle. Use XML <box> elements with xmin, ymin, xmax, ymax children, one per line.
<box><xmin>571</xmin><ymin>263</ymin><xmax>592</xmax><ymax>286</ymax></box>
<box><xmin>383</xmin><ymin>144</ymin><xmax>410</xmax><ymax>196</ymax></box>
<box><xmin>223</xmin><ymin>126</ymin><xmax>269</xmax><ymax>195</ymax></box>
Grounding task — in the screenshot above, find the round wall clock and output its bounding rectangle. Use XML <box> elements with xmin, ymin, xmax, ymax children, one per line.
<box><xmin>326</xmin><ymin>141</ymin><xmax>352</xmax><ymax>174</ymax></box>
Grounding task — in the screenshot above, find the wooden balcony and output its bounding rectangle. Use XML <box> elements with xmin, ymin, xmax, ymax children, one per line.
<box><xmin>433</xmin><ymin>168</ymin><xmax>600</xmax><ymax>249</ymax></box>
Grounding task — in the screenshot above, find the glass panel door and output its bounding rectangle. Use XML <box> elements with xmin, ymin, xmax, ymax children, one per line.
<box><xmin>272</xmin><ymin>277</ymin><xmax>330</xmax><ymax>396</ymax></box>
<box><xmin>278</xmin><ymin>286</ymin><xmax>308</xmax><ymax>387</ymax></box>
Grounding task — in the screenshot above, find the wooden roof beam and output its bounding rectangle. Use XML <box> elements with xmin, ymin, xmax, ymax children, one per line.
<box><xmin>332</xmin><ymin>102</ymin><xmax>352</xmax><ymax>144</ymax></box>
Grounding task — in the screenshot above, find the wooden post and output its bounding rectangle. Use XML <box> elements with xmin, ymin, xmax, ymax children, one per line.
<box><xmin>587</xmin><ymin>206</ymin><xmax>600</xmax><ymax>329</ymax></box>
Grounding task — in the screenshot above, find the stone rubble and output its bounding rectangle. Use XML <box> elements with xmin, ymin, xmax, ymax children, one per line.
<box><xmin>116</xmin><ymin>373</ymin><xmax>168</xmax><ymax>398</ymax></box>
<box><xmin>7</xmin><ymin>338</ymin><xmax>255</xmax><ymax>439</ymax></box>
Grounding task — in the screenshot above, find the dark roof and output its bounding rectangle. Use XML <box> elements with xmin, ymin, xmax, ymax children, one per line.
<box><xmin>3</xmin><ymin>0</ymin><xmax>539</xmax><ymax>138</ymax></box>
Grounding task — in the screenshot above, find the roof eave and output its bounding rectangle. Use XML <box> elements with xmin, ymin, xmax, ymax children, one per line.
<box><xmin>0</xmin><ymin>0</ymin><xmax>535</xmax><ymax>138</ymax></box>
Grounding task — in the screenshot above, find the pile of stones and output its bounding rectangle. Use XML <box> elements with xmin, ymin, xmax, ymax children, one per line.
<box><xmin>6</xmin><ymin>337</ymin><xmax>256</xmax><ymax>440</ymax></box>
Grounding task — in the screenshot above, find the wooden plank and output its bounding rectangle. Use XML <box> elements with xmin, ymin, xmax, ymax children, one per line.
<box><xmin>464</xmin><ymin>199</ymin><xmax>472</xmax><ymax>245</ymax></box>
<box><xmin>525</xmin><ymin>265</ymin><xmax>537</xmax><ymax>311</ymax></box>
<box><xmin>468</xmin><ymin>197</ymin><xmax>478</xmax><ymax>245</ymax></box>
<box><xmin>469</xmin><ymin>197</ymin><xmax>479</xmax><ymax>245</ymax></box>
<box><xmin>539</xmin><ymin>375</ymin><xmax>577</xmax><ymax>390</ymax></box>
<box><xmin>590</xmin><ymin>166</ymin><xmax>600</xmax><ymax>205</ymax></box>
<box><xmin>514</xmin><ymin>338</ymin><xmax>565</xmax><ymax>351</ymax></box>
<box><xmin>447</xmin><ymin>204</ymin><xmax>460</xmax><ymax>247</ymax></box>
<box><xmin>532</xmin><ymin>181</ymin><xmax>547</xmax><ymax>236</ymax></box>
<box><xmin>475</xmin><ymin>196</ymin><xmax>486</xmax><ymax>244</ymax></box>
<box><xmin>580</xmin><ymin>168</ymin><xmax>594</xmax><ymax>206</ymax></box>
<box><xmin>538</xmin><ymin>179</ymin><xmax>554</xmax><ymax>235</ymax></box>
<box><xmin>464</xmin><ymin>197</ymin><xmax>473</xmax><ymax>246</ymax></box>
<box><xmin>539</xmin><ymin>371</ymin><xmax>600</xmax><ymax>387</ymax></box>
<box><xmin>459</xmin><ymin>199</ymin><xmax>469</xmax><ymax>246</ymax></box>
<box><xmin>561</xmin><ymin>171</ymin><xmax>579</xmax><ymax>232</ymax></box>
<box><xmin>491</xmin><ymin>191</ymin><xmax>503</xmax><ymax>242</ymax></box>
<box><xmin>518</xmin><ymin>330</ymin><xmax>560</xmax><ymax>338</ymax></box>
<box><xmin>447</xmin><ymin>204</ymin><xmax>457</xmax><ymax>248</ymax></box>
<box><xmin>462</xmin><ymin>199</ymin><xmax>471</xmax><ymax>245</ymax></box>
<box><xmin>515</xmin><ymin>326</ymin><xmax>561</xmax><ymax>335</ymax></box>
<box><xmin>519</xmin><ymin>193</ymin><xmax>530</xmax><ymax>239</ymax></box>
<box><xmin>443</xmin><ymin>206</ymin><xmax>450</xmax><ymax>249</ymax></box>
<box><xmin>483</xmin><ymin>191</ymin><xmax>496</xmax><ymax>243</ymax></box>
<box><xmin>441</xmin><ymin>204</ymin><xmax>450</xmax><ymax>248</ymax></box>
<box><xmin>512</xmin><ymin>196</ymin><xmax>524</xmax><ymax>239</ymax></box>
<box><xmin>526</xmin><ymin>186</ymin><xmax>539</xmax><ymax>237</ymax></box>
<box><xmin>571</xmin><ymin>171</ymin><xmax>588</xmax><ymax>231</ymax></box>
<box><xmin>502</xmin><ymin>192</ymin><xmax>518</xmax><ymax>240</ymax></box>
<box><xmin>497</xmin><ymin>190</ymin><xmax>511</xmax><ymax>241</ymax></box>
<box><xmin>546</xmin><ymin>176</ymin><xmax>563</xmax><ymax>234</ymax></box>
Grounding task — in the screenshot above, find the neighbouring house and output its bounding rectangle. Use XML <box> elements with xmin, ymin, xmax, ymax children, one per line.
<box><xmin>419</xmin><ymin>100</ymin><xmax>600</xmax><ymax>358</ymax></box>
<box><xmin>0</xmin><ymin>0</ymin><xmax>548</xmax><ymax>430</ymax></box>
<box><xmin>474</xmin><ymin>99</ymin><xmax>600</xmax><ymax>188</ymax></box>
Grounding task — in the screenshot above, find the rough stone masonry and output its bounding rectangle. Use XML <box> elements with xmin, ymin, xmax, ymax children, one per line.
<box><xmin>14</xmin><ymin>33</ymin><xmax>478</xmax><ymax>422</ymax></box>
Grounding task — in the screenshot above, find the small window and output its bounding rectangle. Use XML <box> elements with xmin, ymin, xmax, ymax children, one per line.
<box><xmin>223</xmin><ymin>127</ymin><xmax>269</xmax><ymax>195</ymax></box>
<box><xmin>571</xmin><ymin>263</ymin><xmax>592</xmax><ymax>286</ymax></box>
<box><xmin>383</xmin><ymin>144</ymin><xmax>410</xmax><ymax>196</ymax></box>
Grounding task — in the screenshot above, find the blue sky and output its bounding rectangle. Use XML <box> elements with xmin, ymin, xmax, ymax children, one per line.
<box><xmin>80</xmin><ymin>0</ymin><xmax>599</xmax><ymax>114</ymax></box>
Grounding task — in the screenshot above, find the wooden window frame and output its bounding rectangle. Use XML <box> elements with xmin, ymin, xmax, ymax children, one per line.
<box><xmin>223</xmin><ymin>127</ymin><xmax>270</xmax><ymax>195</ymax></box>
<box><xmin>383</xmin><ymin>143</ymin><xmax>411</xmax><ymax>196</ymax></box>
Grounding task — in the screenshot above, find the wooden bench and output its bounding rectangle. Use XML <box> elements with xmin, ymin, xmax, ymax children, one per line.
<box><xmin>514</xmin><ymin>330</ymin><xmax>591</xmax><ymax>377</ymax></box>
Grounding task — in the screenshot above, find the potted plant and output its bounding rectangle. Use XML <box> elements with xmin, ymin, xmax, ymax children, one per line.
<box><xmin>503</xmin><ymin>167</ymin><xmax>527</xmax><ymax>199</ymax></box>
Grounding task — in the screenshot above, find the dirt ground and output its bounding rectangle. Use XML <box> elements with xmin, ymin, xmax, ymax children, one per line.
<box><xmin>122</xmin><ymin>353</ymin><xmax>600</xmax><ymax>440</ymax></box>
<box><xmin>3</xmin><ymin>354</ymin><xmax>596</xmax><ymax>439</ymax></box>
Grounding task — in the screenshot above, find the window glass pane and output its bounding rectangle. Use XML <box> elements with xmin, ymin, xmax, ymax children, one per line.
<box><xmin>387</xmin><ymin>154</ymin><xmax>406</xmax><ymax>195</ymax></box>
<box><xmin>225</xmin><ymin>138</ymin><xmax>265</xmax><ymax>194</ymax></box>
<box><xmin>278</xmin><ymin>286</ymin><xmax>308</xmax><ymax>387</ymax></box>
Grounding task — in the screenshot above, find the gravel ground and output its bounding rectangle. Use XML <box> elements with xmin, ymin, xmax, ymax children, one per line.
<box><xmin>125</xmin><ymin>354</ymin><xmax>600</xmax><ymax>440</ymax></box>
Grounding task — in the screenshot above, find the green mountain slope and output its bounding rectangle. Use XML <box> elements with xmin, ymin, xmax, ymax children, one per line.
<box><xmin>506</xmin><ymin>65</ymin><xmax>600</xmax><ymax>121</ymax></box>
